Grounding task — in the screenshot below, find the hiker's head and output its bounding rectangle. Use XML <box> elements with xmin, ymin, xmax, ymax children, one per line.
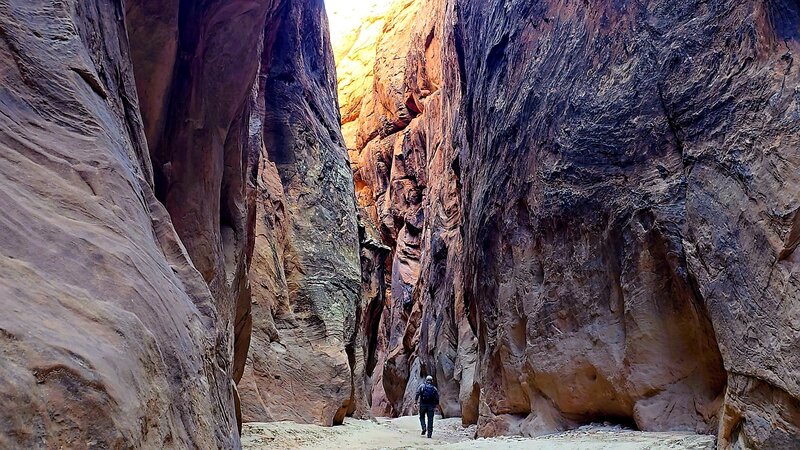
<box><xmin>426</xmin><ymin>375</ymin><xmax>433</xmax><ymax>384</ymax></box>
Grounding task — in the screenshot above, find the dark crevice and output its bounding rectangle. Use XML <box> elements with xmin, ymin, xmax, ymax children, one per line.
<box><xmin>485</xmin><ymin>33</ymin><xmax>509</xmax><ymax>74</ymax></box>
<box><xmin>71</xmin><ymin>67</ymin><xmax>108</xmax><ymax>99</ymax></box>
<box><xmin>657</xmin><ymin>84</ymin><xmax>685</xmax><ymax>157</ymax></box>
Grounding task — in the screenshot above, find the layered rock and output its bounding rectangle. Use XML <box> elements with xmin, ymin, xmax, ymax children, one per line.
<box><xmin>237</xmin><ymin>0</ymin><xmax>363</xmax><ymax>426</ymax></box>
<box><xmin>339</xmin><ymin>0</ymin><xmax>800</xmax><ymax>447</ymax></box>
<box><xmin>0</xmin><ymin>0</ymin><xmax>356</xmax><ymax>447</ymax></box>
<box><xmin>336</xmin><ymin>0</ymin><xmax>478</xmax><ymax>420</ymax></box>
<box><xmin>456</xmin><ymin>1</ymin><xmax>800</xmax><ymax>447</ymax></box>
<box><xmin>126</xmin><ymin>0</ymin><xmax>285</xmax><ymax>420</ymax></box>
<box><xmin>0</xmin><ymin>0</ymin><xmax>248</xmax><ymax>446</ymax></box>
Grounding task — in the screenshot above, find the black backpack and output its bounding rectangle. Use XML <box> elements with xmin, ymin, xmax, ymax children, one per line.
<box><xmin>420</xmin><ymin>383</ymin><xmax>438</xmax><ymax>404</ymax></box>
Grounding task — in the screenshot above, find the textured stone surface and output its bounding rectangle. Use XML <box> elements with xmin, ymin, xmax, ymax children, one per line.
<box><xmin>456</xmin><ymin>2</ymin><xmax>800</xmax><ymax>447</ymax></box>
<box><xmin>237</xmin><ymin>0</ymin><xmax>363</xmax><ymax>426</ymax></box>
<box><xmin>126</xmin><ymin>0</ymin><xmax>284</xmax><ymax>414</ymax></box>
<box><xmin>336</xmin><ymin>0</ymin><xmax>478</xmax><ymax>421</ymax></box>
<box><xmin>0</xmin><ymin>0</ymin><xmax>246</xmax><ymax>447</ymax></box>
<box><xmin>0</xmin><ymin>0</ymin><xmax>354</xmax><ymax>447</ymax></box>
<box><xmin>2</xmin><ymin>0</ymin><xmax>798</xmax><ymax>446</ymax></box>
<box><xmin>338</xmin><ymin>0</ymin><xmax>800</xmax><ymax>447</ymax></box>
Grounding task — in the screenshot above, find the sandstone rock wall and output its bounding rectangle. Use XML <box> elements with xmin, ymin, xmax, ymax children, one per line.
<box><xmin>337</xmin><ymin>0</ymin><xmax>478</xmax><ymax>420</ymax></box>
<box><xmin>0</xmin><ymin>0</ymin><xmax>246</xmax><ymax>446</ymax></box>
<box><xmin>339</xmin><ymin>0</ymin><xmax>800</xmax><ymax>447</ymax></box>
<box><xmin>126</xmin><ymin>0</ymin><xmax>284</xmax><ymax>391</ymax></box>
<box><xmin>237</xmin><ymin>0</ymin><xmax>363</xmax><ymax>426</ymax></box>
<box><xmin>456</xmin><ymin>1</ymin><xmax>800</xmax><ymax>447</ymax></box>
<box><xmin>0</xmin><ymin>0</ymin><xmax>358</xmax><ymax>447</ymax></box>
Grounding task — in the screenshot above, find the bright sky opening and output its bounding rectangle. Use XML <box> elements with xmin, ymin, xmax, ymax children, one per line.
<box><xmin>324</xmin><ymin>0</ymin><xmax>392</xmax><ymax>51</ymax></box>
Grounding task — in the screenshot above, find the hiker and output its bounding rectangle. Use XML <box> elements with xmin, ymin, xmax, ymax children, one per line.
<box><xmin>415</xmin><ymin>375</ymin><xmax>439</xmax><ymax>438</ymax></box>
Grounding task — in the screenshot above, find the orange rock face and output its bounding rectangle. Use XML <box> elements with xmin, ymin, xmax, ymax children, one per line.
<box><xmin>336</xmin><ymin>0</ymin><xmax>475</xmax><ymax>420</ymax></box>
<box><xmin>338</xmin><ymin>0</ymin><xmax>800</xmax><ymax>447</ymax></box>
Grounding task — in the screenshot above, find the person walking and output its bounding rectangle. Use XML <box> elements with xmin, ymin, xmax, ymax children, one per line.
<box><xmin>415</xmin><ymin>375</ymin><xmax>439</xmax><ymax>438</ymax></box>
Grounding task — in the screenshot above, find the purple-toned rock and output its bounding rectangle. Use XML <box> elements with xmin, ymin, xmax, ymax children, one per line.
<box><xmin>0</xmin><ymin>0</ymin><xmax>357</xmax><ymax>446</ymax></box>
<box><xmin>337</xmin><ymin>0</ymin><xmax>800</xmax><ymax>448</ymax></box>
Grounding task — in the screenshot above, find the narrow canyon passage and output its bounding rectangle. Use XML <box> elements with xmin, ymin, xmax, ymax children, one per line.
<box><xmin>0</xmin><ymin>0</ymin><xmax>797</xmax><ymax>449</ymax></box>
<box><xmin>244</xmin><ymin>0</ymin><xmax>800</xmax><ymax>448</ymax></box>
<box><xmin>241</xmin><ymin>418</ymin><xmax>717</xmax><ymax>449</ymax></box>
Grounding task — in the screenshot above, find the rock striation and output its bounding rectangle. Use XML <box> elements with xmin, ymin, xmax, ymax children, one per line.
<box><xmin>237</xmin><ymin>0</ymin><xmax>363</xmax><ymax>427</ymax></box>
<box><xmin>126</xmin><ymin>1</ymin><xmax>285</xmax><ymax>423</ymax></box>
<box><xmin>1</xmin><ymin>0</ymin><xmax>797</xmax><ymax>447</ymax></box>
<box><xmin>0</xmin><ymin>0</ymin><xmax>359</xmax><ymax>447</ymax></box>
<box><xmin>338</xmin><ymin>0</ymin><xmax>800</xmax><ymax>448</ymax></box>
<box><xmin>0</xmin><ymin>0</ymin><xmax>249</xmax><ymax>446</ymax></box>
<box><xmin>337</xmin><ymin>0</ymin><xmax>478</xmax><ymax>421</ymax></box>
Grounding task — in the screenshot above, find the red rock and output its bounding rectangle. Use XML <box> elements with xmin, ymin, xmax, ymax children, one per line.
<box><xmin>0</xmin><ymin>0</ymin><xmax>357</xmax><ymax>446</ymax></box>
<box><xmin>236</xmin><ymin>0</ymin><xmax>364</xmax><ymax>426</ymax></box>
<box><xmin>337</xmin><ymin>0</ymin><xmax>800</xmax><ymax>447</ymax></box>
<box><xmin>0</xmin><ymin>0</ymin><xmax>270</xmax><ymax>445</ymax></box>
<box><xmin>336</xmin><ymin>0</ymin><xmax>472</xmax><ymax>420</ymax></box>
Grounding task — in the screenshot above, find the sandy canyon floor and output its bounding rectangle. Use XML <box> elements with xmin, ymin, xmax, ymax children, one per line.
<box><xmin>241</xmin><ymin>416</ymin><xmax>716</xmax><ymax>450</ymax></box>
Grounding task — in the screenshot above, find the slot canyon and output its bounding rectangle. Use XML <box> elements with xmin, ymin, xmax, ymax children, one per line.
<box><xmin>0</xmin><ymin>0</ymin><xmax>798</xmax><ymax>449</ymax></box>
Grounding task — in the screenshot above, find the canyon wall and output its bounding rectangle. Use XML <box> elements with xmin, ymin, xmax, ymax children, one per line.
<box><xmin>125</xmin><ymin>0</ymin><xmax>285</xmax><ymax>396</ymax></box>
<box><xmin>237</xmin><ymin>0</ymin><xmax>364</xmax><ymax>426</ymax></box>
<box><xmin>337</xmin><ymin>0</ymin><xmax>474</xmax><ymax>419</ymax></box>
<box><xmin>0</xmin><ymin>0</ymin><xmax>243</xmax><ymax>446</ymax></box>
<box><xmin>0</xmin><ymin>0</ymin><xmax>357</xmax><ymax>447</ymax></box>
<box><xmin>457</xmin><ymin>1</ymin><xmax>800</xmax><ymax>447</ymax></box>
<box><xmin>339</xmin><ymin>0</ymin><xmax>800</xmax><ymax>447</ymax></box>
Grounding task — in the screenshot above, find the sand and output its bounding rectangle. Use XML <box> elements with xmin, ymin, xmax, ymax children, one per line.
<box><xmin>241</xmin><ymin>416</ymin><xmax>716</xmax><ymax>450</ymax></box>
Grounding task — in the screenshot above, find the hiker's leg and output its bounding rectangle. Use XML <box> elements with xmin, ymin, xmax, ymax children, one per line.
<box><xmin>419</xmin><ymin>407</ymin><xmax>427</xmax><ymax>432</ymax></box>
<box><xmin>426</xmin><ymin>408</ymin><xmax>434</xmax><ymax>437</ymax></box>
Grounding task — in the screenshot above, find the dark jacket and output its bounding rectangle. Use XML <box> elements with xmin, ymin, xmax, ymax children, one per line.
<box><xmin>415</xmin><ymin>381</ymin><xmax>439</xmax><ymax>406</ymax></box>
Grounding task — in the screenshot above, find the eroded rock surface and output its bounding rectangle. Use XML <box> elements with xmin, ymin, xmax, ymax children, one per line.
<box><xmin>126</xmin><ymin>0</ymin><xmax>286</xmax><ymax>392</ymax></box>
<box><xmin>0</xmin><ymin>0</ymin><xmax>247</xmax><ymax>447</ymax></box>
<box><xmin>237</xmin><ymin>0</ymin><xmax>363</xmax><ymax>426</ymax></box>
<box><xmin>338</xmin><ymin>0</ymin><xmax>800</xmax><ymax>447</ymax></box>
<box><xmin>0</xmin><ymin>0</ymin><xmax>356</xmax><ymax>447</ymax></box>
<box><xmin>336</xmin><ymin>0</ymin><xmax>479</xmax><ymax>421</ymax></box>
<box><xmin>457</xmin><ymin>2</ymin><xmax>800</xmax><ymax>447</ymax></box>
